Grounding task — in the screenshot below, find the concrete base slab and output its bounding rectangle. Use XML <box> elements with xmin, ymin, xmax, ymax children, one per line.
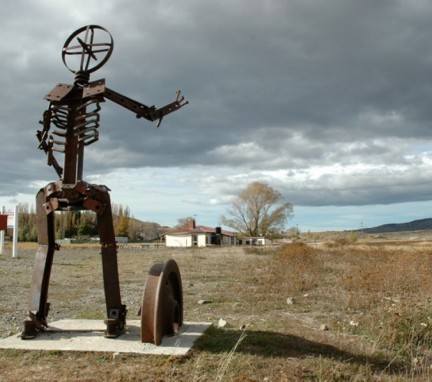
<box><xmin>0</xmin><ymin>320</ymin><xmax>211</xmax><ymax>355</ymax></box>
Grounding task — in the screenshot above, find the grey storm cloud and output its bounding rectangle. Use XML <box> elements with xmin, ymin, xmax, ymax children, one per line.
<box><xmin>1</xmin><ymin>0</ymin><xmax>432</xmax><ymax>208</ymax></box>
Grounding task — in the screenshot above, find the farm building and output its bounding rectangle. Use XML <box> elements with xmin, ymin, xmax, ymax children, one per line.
<box><xmin>237</xmin><ymin>237</ymin><xmax>273</xmax><ymax>246</ymax></box>
<box><xmin>164</xmin><ymin>219</ymin><xmax>237</xmax><ymax>247</ymax></box>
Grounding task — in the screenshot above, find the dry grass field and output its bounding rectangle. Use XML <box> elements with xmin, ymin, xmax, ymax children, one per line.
<box><xmin>1</xmin><ymin>233</ymin><xmax>432</xmax><ymax>381</ymax></box>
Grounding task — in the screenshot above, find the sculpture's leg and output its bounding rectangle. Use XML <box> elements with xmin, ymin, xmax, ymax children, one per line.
<box><xmin>22</xmin><ymin>188</ymin><xmax>56</xmax><ymax>339</ymax></box>
<box><xmin>95</xmin><ymin>188</ymin><xmax>127</xmax><ymax>337</ymax></box>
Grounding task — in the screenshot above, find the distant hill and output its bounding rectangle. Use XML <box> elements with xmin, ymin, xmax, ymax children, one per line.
<box><xmin>360</xmin><ymin>218</ymin><xmax>432</xmax><ymax>234</ymax></box>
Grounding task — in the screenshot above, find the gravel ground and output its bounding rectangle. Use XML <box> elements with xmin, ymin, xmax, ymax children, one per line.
<box><xmin>0</xmin><ymin>248</ymin><xmax>35</xmax><ymax>338</ymax></box>
<box><xmin>0</xmin><ymin>244</ymin><xmax>249</xmax><ymax>340</ymax></box>
<box><xmin>0</xmin><ymin>245</ymin><xmax>164</xmax><ymax>339</ymax></box>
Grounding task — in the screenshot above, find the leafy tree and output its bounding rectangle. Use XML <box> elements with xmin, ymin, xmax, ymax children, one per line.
<box><xmin>77</xmin><ymin>219</ymin><xmax>97</xmax><ymax>236</ymax></box>
<box><xmin>220</xmin><ymin>181</ymin><xmax>293</xmax><ymax>238</ymax></box>
<box><xmin>117</xmin><ymin>215</ymin><xmax>129</xmax><ymax>237</ymax></box>
<box><xmin>15</xmin><ymin>202</ymin><xmax>134</xmax><ymax>241</ymax></box>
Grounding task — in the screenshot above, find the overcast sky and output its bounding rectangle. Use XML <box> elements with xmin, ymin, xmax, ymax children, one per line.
<box><xmin>1</xmin><ymin>0</ymin><xmax>432</xmax><ymax>232</ymax></box>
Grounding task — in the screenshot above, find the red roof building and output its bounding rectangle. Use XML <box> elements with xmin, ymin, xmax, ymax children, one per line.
<box><xmin>164</xmin><ymin>219</ymin><xmax>237</xmax><ymax>247</ymax></box>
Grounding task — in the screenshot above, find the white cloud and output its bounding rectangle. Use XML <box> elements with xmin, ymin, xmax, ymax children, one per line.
<box><xmin>357</xmin><ymin>109</ymin><xmax>405</xmax><ymax>127</ymax></box>
<box><xmin>209</xmin><ymin>142</ymin><xmax>268</xmax><ymax>162</ymax></box>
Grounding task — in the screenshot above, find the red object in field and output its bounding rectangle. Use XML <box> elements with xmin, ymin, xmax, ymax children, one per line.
<box><xmin>0</xmin><ymin>215</ymin><xmax>7</xmax><ymax>231</ymax></box>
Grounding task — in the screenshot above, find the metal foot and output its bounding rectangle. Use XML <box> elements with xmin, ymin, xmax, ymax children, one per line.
<box><xmin>21</xmin><ymin>320</ymin><xmax>42</xmax><ymax>340</ymax></box>
<box><xmin>104</xmin><ymin>305</ymin><xmax>127</xmax><ymax>338</ymax></box>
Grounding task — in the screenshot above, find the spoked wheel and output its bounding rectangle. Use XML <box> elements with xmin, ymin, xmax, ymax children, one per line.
<box><xmin>141</xmin><ymin>259</ymin><xmax>183</xmax><ymax>345</ymax></box>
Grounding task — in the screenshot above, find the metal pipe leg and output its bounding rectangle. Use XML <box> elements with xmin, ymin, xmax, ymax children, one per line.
<box><xmin>22</xmin><ymin>189</ymin><xmax>56</xmax><ymax>339</ymax></box>
<box><xmin>96</xmin><ymin>190</ymin><xmax>127</xmax><ymax>337</ymax></box>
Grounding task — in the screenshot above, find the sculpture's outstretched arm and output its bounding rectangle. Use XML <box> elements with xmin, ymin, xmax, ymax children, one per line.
<box><xmin>81</xmin><ymin>79</ymin><xmax>188</xmax><ymax>127</ymax></box>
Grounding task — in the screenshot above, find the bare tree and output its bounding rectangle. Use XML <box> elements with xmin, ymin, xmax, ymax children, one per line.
<box><xmin>220</xmin><ymin>181</ymin><xmax>293</xmax><ymax>237</ymax></box>
<box><xmin>175</xmin><ymin>216</ymin><xmax>195</xmax><ymax>228</ymax></box>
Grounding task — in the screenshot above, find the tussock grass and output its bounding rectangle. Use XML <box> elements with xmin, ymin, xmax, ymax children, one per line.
<box><xmin>1</xmin><ymin>241</ymin><xmax>432</xmax><ymax>380</ymax></box>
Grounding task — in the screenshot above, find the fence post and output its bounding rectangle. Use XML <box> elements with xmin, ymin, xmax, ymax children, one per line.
<box><xmin>0</xmin><ymin>206</ymin><xmax>4</xmax><ymax>255</ymax></box>
<box><xmin>12</xmin><ymin>204</ymin><xmax>18</xmax><ymax>258</ymax></box>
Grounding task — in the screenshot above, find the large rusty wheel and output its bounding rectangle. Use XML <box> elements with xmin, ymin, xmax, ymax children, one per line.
<box><xmin>141</xmin><ymin>259</ymin><xmax>183</xmax><ymax>345</ymax></box>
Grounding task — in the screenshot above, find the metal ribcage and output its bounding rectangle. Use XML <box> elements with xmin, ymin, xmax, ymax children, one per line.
<box><xmin>74</xmin><ymin>99</ymin><xmax>100</xmax><ymax>146</ymax></box>
<box><xmin>49</xmin><ymin>99</ymin><xmax>101</xmax><ymax>152</ymax></box>
<box><xmin>50</xmin><ymin>104</ymin><xmax>68</xmax><ymax>153</ymax></box>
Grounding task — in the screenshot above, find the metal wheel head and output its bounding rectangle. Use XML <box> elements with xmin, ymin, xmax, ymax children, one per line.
<box><xmin>62</xmin><ymin>25</ymin><xmax>114</xmax><ymax>74</ymax></box>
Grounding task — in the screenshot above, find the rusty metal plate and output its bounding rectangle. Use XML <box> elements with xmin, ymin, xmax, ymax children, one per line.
<box><xmin>83</xmin><ymin>79</ymin><xmax>106</xmax><ymax>98</ymax></box>
<box><xmin>44</xmin><ymin>83</ymin><xmax>74</xmax><ymax>101</ymax></box>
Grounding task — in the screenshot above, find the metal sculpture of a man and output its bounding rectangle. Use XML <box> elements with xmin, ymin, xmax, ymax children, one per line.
<box><xmin>22</xmin><ymin>25</ymin><xmax>187</xmax><ymax>344</ymax></box>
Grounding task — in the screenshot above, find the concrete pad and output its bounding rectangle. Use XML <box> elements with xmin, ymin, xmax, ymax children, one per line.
<box><xmin>0</xmin><ymin>320</ymin><xmax>211</xmax><ymax>355</ymax></box>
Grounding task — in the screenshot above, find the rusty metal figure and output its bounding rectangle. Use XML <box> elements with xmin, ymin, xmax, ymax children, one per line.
<box><xmin>22</xmin><ymin>25</ymin><xmax>187</xmax><ymax>343</ymax></box>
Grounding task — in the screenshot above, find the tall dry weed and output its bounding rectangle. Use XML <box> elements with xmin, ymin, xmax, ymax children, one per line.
<box><xmin>317</xmin><ymin>244</ymin><xmax>432</xmax><ymax>372</ymax></box>
<box><xmin>259</xmin><ymin>243</ymin><xmax>323</xmax><ymax>296</ymax></box>
<box><xmin>262</xmin><ymin>242</ymin><xmax>432</xmax><ymax>373</ymax></box>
